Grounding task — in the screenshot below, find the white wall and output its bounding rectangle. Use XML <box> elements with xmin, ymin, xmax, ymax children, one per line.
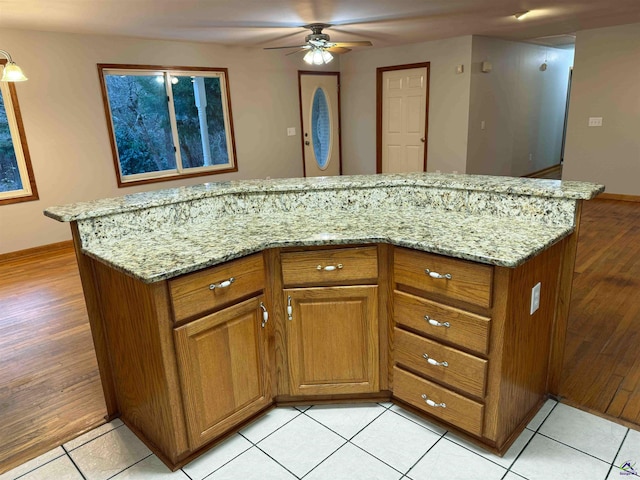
<box><xmin>563</xmin><ymin>23</ymin><xmax>640</xmax><ymax>195</ymax></box>
<box><xmin>0</xmin><ymin>29</ymin><xmax>336</xmax><ymax>254</ymax></box>
<box><xmin>466</xmin><ymin>37</ymin><xmax>574</xmax><ymax>177</ymax></box>
<box><xmin>339</xmin><ymin>36</ymin><xmax>473</xmax><ymax>175</ymax></box>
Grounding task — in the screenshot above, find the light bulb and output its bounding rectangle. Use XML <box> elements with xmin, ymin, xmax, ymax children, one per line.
<box><xmin>1</xmin><ymin>62</ymin><xmax>28</xmax><ymax>82</ymax></box>
<box><xmin>321</xmin><ymin>50</ymin><xmax>333</xmax><ymax>64</ymax></box>
<box><xmin>312</xmin><ymin>49</ymin><xmax>324</xmax><ymax>65</ymax></box>
<box><xmin>303</xmin><ymin>50</ymin><xmax>314</xmax><ymax>64</ymax></box>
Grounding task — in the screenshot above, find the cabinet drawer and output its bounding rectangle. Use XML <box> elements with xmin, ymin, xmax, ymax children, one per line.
<box><xmin>169</xmin><ymin>254</ymin><xmax>265</xmax><ymax>322</ymax></box>
<box><xmin>393</xmin><ymin>366</ymin><xmax>484</xmax><ymax>437</ymax></box>
<box><xmin>394</xmin><ymin>329</ymin><xmax>487</xmax><ymax>398</ymax></box>
<box><xmin>394</xmin><ymin>291</ymin><xmax>490</xmax><ymax>355</ymax></box>
<box><xmin>394</xmin><ymin>248</ymin><xmax>493</xmax><ymax>308</ymax></box>
<box><xmin>281</xmin><ymin>246</ymin><xmax>378</xmax><ymax>287</ymax></box>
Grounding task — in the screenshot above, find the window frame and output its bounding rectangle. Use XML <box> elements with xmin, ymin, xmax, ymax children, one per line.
<box><xmin>0</xmin><ymin>59</ymin><xmax>38</xmax><ymax>205</ymax></box>
<box><xmin>97</xmin><ymin>64</ymin><xmax>238</xmax><ymax>188</ymax></box>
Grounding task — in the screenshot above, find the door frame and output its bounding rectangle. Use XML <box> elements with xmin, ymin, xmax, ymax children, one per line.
<box><xmin>298</xmin><ymin>70</ymin><xmax>342</xmax><ymax>176</ymax></box>
<box><xmin>376</xmin><ymin>62</ymin><xmax>431</xmax><ymax>173</ymax></box>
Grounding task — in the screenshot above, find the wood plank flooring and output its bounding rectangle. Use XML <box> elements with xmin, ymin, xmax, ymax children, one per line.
<box><xmin>0</xmin><ymin>245</ymin><xmax>107</xmax><ymax>474</ymax></box>
<box><xmin>559</xmin><ymin>198</ymin><xmax>640</xmax><ymax>424</ymax></box>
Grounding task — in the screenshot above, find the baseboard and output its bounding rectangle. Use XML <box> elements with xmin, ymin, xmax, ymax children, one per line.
<box><xmin>596</xmin><ymin>193</ymin><xmax>640</xmax><ymax>203</ymax></box>
<box><xmin>524</xmin><ymin>163</ymin><xmax>562</xmax><ymax>178</ymax></box>
<box><xmin>0</xmin><ymin>240</ymin><xmax>74</xmax><ymax>262</ymax></box>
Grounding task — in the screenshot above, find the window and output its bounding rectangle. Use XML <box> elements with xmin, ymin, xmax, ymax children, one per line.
<box><xmin>98</xmin><ymin>64</ymin><xmax>238</xmax><ymax>187</ymax></box>
<box><xmin>0</xmin><ymin>60</ymin><xmax>38</xmax><ymax>205</ymax></box>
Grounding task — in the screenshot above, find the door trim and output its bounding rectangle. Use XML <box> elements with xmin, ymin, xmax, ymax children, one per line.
<box><xmin>376</xmin><ymin>62</ymin><xmax>430</xmax><ymax>174</ymax></box>
<box><xmin>298</xmin><ymin>71</ymin><xmax>342</xmax><ymax>176</ymax></box>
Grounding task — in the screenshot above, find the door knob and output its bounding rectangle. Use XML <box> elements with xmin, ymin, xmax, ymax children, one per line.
<box><xmin>305</xmin><ymin>141</ymin><xmax>310</xmax><ymax>146</ymax></box>
<box><xmin>420</xmin><ymin>137</ymin><xmax>426</xmax><ymax>143</ymax></box>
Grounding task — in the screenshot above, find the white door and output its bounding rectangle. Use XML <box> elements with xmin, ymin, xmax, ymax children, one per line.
<box><xmin>381</xmin><ymin>67</ymin><xmax>428</xmax><ymax>173</ymax></box>
<box><xmin>299</xmin><ymin>73</ymin><xmax>341</xmax><ymax>176</ymax></box>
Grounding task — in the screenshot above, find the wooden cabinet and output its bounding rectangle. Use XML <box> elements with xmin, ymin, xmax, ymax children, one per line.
<box><xmin>280</xmin><ymin>246</ymin><xmax>380</xmax><ymax>397</ymax></box>
<box><xmin>391</xmin><ymin>244</ymin><xmax>563</xmax><ymax>453</ymax></box>
<box><xmin>174</xmin><ymin>296</ymin><xmax>271</xmax><ymax>449</ymax></box>
<box><xmin>284</xmin><ymin>286</ymin><xmax>379</xmax><ymax>396</ymax></box>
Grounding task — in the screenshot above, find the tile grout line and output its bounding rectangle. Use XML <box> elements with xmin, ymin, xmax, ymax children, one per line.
<box><xmin>403</xmin><ymin>432</ymin><xmax>447</xmax><ymax>479</ymax></box>
<box><xmin>301</xmin><ymin>404</ymin><xmax>388</xmax><ymax>441</ymax></box>
<box><xmin>606</xmin><ymin>428</ymin><xmax>631</xmax><ymax>480</ymax></box>
<box><xmin>60</xmin><ymin>445</ymin><xmax>87</xmax><ymax>480</ymax></box>
<box><xmin>199</xmin><ymin>439</ymin><xmax>253</xmax><ymax>480</ymax></box>
<box><xmin>535</xmin><ymin>431</ymin><xmax>622</xmax><ymax>466</ymax></box>
<box><xmin>103</xmin><ymin>453</ymin><xmax>153</xmax><ymax>480</ymax></box>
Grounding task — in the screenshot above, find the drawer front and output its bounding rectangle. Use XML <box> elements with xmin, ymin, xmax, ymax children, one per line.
<box><xmin>394</xmin><ymin>291</ymin><xmax>490</xmax><ymax>355</ymax></box>
<box><xmin>393</xmin><ymin>366</ymin><xmax>484</xmax><ymax>436</ymax></box>
<box><xmin>394</xmin><ymin>329</ymin><xmax>487</xmax><ymax>398</ymax></box>
<box><xmin>169</xmin><ymin>254</ymin><xmax>265</xmax><ymax>322</ymax></box>
<box><xmin>281</xmin><ymin>246</ymin><xmax>378</xmax><ymax>287</ymax></box>
<box><xmin>394</xmin><ymin>248</ymin><xmax>493</xmax><ymax>308</ymax></box>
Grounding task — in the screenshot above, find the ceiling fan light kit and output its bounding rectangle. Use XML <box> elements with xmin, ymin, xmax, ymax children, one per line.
<box><xmin>265</xmin><ymin>23</ymin><xmax>372</xmax><ymax>62</ymax></box>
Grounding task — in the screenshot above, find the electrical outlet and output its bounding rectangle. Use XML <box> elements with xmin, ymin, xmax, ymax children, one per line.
<box><xmin>530</xmin><ymin>282</ymin><xmax>541</xmax><ymax>315</ymax></box>
<box><xmin>588</xmin><ymin>117</ymin><xmax>603</xmax><ymax>127</ymax></box>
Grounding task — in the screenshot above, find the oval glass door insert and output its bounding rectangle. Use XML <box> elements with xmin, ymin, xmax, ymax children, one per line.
<box><xmin>311</xmin><ymin>88</ymin><xmax>331</xmax><ymax>169</ymax></box>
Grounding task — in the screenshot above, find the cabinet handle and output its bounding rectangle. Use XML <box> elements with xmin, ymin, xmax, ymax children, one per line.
<box><xmin>423</xmin><ymin>353</ymin><xmax>448</xmax><ymax>367</ymax></box>
<box><xmin>425</xmin><ymin>269</ymin><xmax>452</xmax><ymax>280</ymax></box>
<box><xmin>424</xmin><ymin>315</ymin><xmax>451</xmax><ymax>328</ymax></box>
<box><xmin>259</xmin><ymin>302</ymin><xmax>268</xmax><ymax>328</ymax></box>
<box><xmin>316</xmin><ymin>264</ymin><xmax>343</xmax><ymax>271</ymax></box>
<box><xmin>209</xmin><ymin>277</ymin><xmax>235</xmax><ymax>290</ymax></box>
<box><xmin>287</xmin><ymin>295</ymin><xmax>293</xmax><ymax>321</ymax></box>
<box><xmin>421</xmin><ymin>394</ymin><xmax>446</xmax><ymax>408</ymax></box>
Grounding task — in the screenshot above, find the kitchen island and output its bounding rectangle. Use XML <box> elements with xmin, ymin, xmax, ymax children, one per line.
<box><xmin>45</xmin><ymin>173</ymin><xmax>603</xmax><ymax>469</ymax></box>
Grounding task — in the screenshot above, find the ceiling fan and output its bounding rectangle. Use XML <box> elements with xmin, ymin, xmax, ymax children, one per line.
<box><xmin>264</xmin><ymin>23</ymin><xmax>372</xmax><ymax>64</ymax></box>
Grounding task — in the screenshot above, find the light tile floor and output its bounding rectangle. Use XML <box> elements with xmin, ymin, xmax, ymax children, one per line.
<box><xmin>2</xmin><ymin>400</ymin><xmax>639</xmax><ymax>480</ymax></box>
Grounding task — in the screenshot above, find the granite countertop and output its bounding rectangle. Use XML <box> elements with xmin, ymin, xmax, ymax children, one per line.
<box><xmin>44</xmin><ymin>173</ymin><xmax>604</xmax><ymax>222</ymax></box>
<box><xmin>44</xmin><ymin>173</ymin><xmax>604</xmax><ymax>283</ymax></box>
<box><xmin>82</xmin><ymin>207</ymin><xmax>573</xmax><ymax>283</ymax></box>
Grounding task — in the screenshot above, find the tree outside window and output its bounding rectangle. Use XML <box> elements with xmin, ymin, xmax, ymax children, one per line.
<box><xmin>98</xmin><ymin>65</ymin><xmax>237</xmax><ymax>187</ymax></box>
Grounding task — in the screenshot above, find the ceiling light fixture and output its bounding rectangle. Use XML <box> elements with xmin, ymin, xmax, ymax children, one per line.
<box><xmin>303</xmin><ymin>47</ymin><xmax>333</xmax><ymax>65</ymax></box>
<box><xmin>514</xmin><ymin>11</ymin><xmax>530</xmax><ymax>20</ymax></box>
<box><xmin>0</xmin><ymin>49</ymin><xmax>28</xmax><ymax>82</ymax></box>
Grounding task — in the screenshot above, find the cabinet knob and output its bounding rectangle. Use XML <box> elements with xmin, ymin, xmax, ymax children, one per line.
<box><xmin>425</xmin><ymin>269</ymin><xmax>452</xmax><ymax>280</ymax></box>
<box><xmin>421</xmin><ymin>394</ymin><xmax>446</xmax><ymax>408</ymax></box>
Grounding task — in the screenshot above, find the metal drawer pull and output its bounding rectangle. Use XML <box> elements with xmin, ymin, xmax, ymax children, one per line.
<box><xmin>424</xmin><ymin>315</ymin><xmax>450</xmax><ymax>328</ymax></box>
<box><xmin>421</xmin><ymin>394</ymin><xmax>446</xmax><ymax>408</ymax></box>
<box><xmin>423</xmin><ymin>353</ymin><xmax>448</xmax><ymax>367</ymax></box>
<box><xmin>259</xmin><ymin>302</ymin><xmax>269</xmax><ymax>328</ymax></box>
<box><xmin>317</xmin><ymin>264</ymin><xmax>343</xmax><ymax>271</ymax></box>
<box><xmin>425</xmin><ymin>269</ymin><xmax>452</xmax><ymax>280</ymax></box>
<box><xmin>209</xmin><ymin>277</ymin><xmax>235</xmax><ymax>290</ymax></box>
<box><xmin>287</xmin><ymin>295</ymin><xmax>293</xmax><ymax>321</ymax></box>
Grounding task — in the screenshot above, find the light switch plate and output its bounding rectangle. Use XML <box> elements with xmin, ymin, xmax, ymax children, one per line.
<box><xmin>588</xmin><ymin>117</ymin><xmax>603</xmax><ymax>127</ymax></box>
<box><xmin>531</xmin><ymin>282</ymin><xmax>541</xmax><ymax>315</ymax></box>
<box><xmin>287</xmin><ymin>127</ymin><xmax>296</xmax><ymax>136</ymax></box>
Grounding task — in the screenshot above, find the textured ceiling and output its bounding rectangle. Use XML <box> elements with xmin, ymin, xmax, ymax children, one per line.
<box><xmin>1</xmin><ymin>0</ymin><xmax>639</xmax><ymax>49</ymax></box>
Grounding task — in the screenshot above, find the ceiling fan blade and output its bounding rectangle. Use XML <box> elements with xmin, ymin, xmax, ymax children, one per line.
<box><xmin>326</xmin><ymin>46</ymin><xmax>352</xmax><ymax>54</ymax></box>
<box><xmin>263</xmin><ymin>44</ymin><xmax>308</xmax><ymax>50</ymax></box>
<box><xmin>285</xmin><ymin>47</ymin><xmax>311</xmax><ymax>56</ymax></box>
<box><xmin>331</xmin><ymin>41</ymin><xmax>373</xmax><ymax>47</ymax></box>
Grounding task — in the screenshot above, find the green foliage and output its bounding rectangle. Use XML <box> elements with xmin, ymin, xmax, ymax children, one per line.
<box><xmin>105</xmin><ymin>73</ymin><xmax>230</xmax><ymax>177</ymax></box>
<box><xmin>0</xmin><ymin>91</ymin><xmax>23</xmax><ymax>193</ymax></box>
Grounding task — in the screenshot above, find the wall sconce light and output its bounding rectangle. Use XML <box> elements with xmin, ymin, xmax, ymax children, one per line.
<box><xmin>0</xmin><ymin>50</ymin><xmax>28</xmax><ymax>82</ymax></box>
<box><xmin>514</xmin><ymin>11</ymin><xmax>530</xmax><ymax>21</ymax></box>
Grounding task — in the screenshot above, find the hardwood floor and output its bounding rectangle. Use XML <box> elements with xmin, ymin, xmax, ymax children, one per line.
<box><xmin>0</xmin><ymin>244</ymin><xmax>106</xmax><ymax>474</ymax></box>
<box><xmin>0</xmin><ymin>197</ymin><xmax>637</xmax><ymax>473</ymax></box>
<box><xmin>559</xmin><ymin>198</ymin><xmax>640</xmax><ymax>424</ymax></box>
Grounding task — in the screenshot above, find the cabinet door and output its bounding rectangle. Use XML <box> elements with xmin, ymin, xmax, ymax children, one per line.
<box><xmin>285</xmin><ymin>286</ymin><xmax>379</xmax><ymax>396</ymax></box>
<box><xmin>174</xmin><ymin>296</ymin><xmax>272</xmax><ymax>449</ymax></box>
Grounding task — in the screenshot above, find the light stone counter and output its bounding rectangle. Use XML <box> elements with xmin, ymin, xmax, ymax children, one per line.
<box><xmin>44</xmin><ymin>173</ymin><xmax>604</xmax><ymax>283</ymax></box>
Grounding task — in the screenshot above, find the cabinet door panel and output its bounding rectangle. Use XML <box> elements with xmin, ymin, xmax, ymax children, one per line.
<box><xmin>285</xmin><ymin>286</ymin><xmax>379</xmax><ymax>395</ymax></box>
<box><xmin>174</xmin><ymin>296</ymin><xmax>271</xmax><ymax>449</ymax></box>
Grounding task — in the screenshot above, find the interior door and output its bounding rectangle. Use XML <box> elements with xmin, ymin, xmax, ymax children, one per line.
<box><xmin>299</xmin><ymin>72</ymin><xmax>341</xmax><ymax>176</ymax></box>
<box><xmin>379</xmin><ymin>66</ymin><xmax>429</xmax><ymax>173</ymax></box>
